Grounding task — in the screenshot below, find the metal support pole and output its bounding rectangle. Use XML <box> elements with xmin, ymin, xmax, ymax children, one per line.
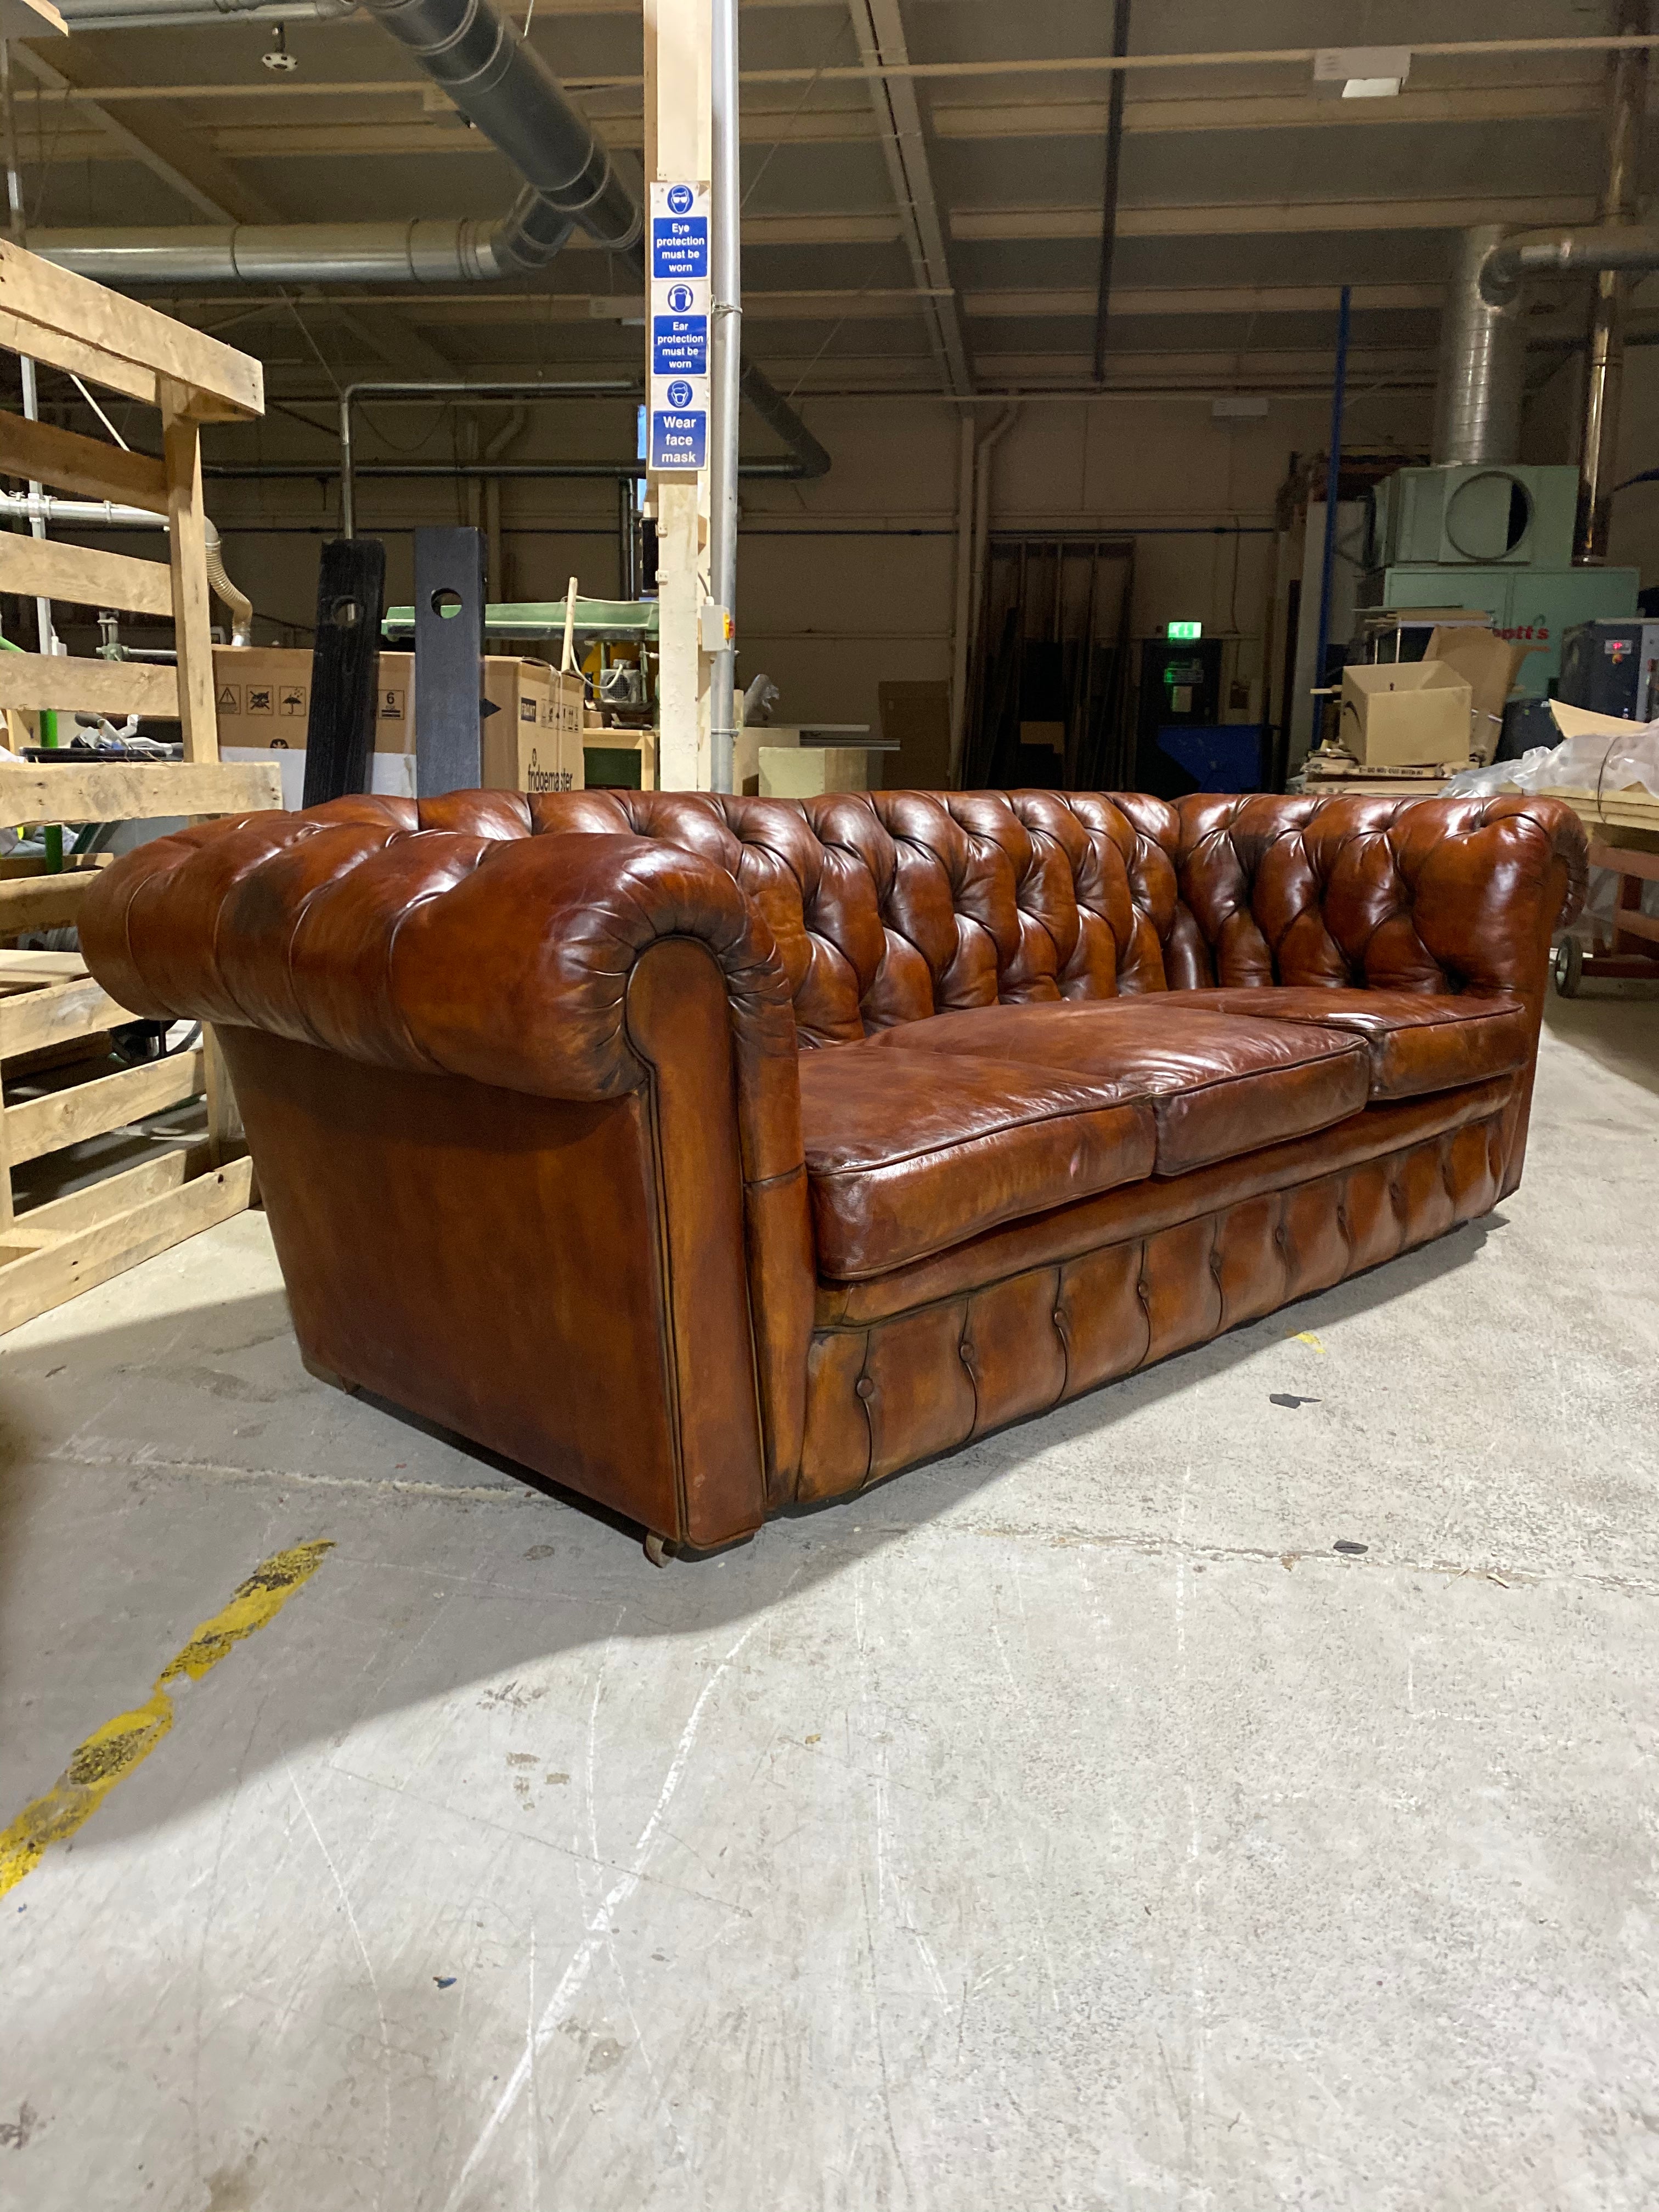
<box><xmin>1577</xmin><ymin>0</ymin><xmax>1649</xmax><ymax>563</ymax></box>
<box><xmin>1090</xmin><ymin>0</ymin><xmax>1131</xmax><ymax>386</ymax></box>
<box><xmin>1312</xmin><ymin>284</ymin><xmax>1352</xmax><ymax>741</ymax></box>
<box><xmin>708</xmin><ymin>0</ymin><xmax>742</xmax><ymax>793</ymax></box>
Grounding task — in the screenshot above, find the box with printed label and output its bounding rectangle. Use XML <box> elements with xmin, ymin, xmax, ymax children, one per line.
<box><xmin>213</xmin><ymin>650</ymin><xmax>582</xmax><ymax>799</ymax></box>
<box><xmin>480</xmin><ymin>662</ymin><xmax>585</xmax><ymax>796</ymax></box>
<box><xmin>212</xmin><ymin>647</ymin><xmax>413</xmax><ymax>755</ymax></box>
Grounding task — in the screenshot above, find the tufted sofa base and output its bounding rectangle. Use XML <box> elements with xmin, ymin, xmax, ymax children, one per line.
<box><xmin>798</xmin><ymin>1105</ymin><xmax>1506</xmax><ymax>1502</ymax></box>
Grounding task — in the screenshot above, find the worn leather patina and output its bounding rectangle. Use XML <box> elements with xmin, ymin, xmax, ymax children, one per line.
<box><xmin>81</xmin><ymin>788</ymin><xmax>1585</xmax><ymax>1550</ymax></box>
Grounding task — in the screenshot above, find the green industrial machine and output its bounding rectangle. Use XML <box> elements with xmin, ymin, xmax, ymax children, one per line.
<box><xmin>1359</xmin><ymin>462</ymin><xmax>1638</xmax><ymax>698</ymax></box>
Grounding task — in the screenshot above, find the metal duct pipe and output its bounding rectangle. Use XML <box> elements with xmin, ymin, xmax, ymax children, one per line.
<box><xmin>42</xmin><ymin>222</ymin><xmax>524</xmax><ymax>288</ymax></box>
<box><xmin>1432</xmin><ymin>226</ymin><xmax>1524</xmax><ymax>465</ymax></box>
<box><xmin>0</xmin><ymin>495</ymin><xmax>255</xmax><ymax>642</ymax></box>
<box><xmin>360</xmin><ymin>0</ymin><xmax>638</xmax><ymax>266</ymax></box>
<box><xmin>57</xmin><ymin>0</ymin><xmax>353</xmax><ymax>22</ymax></box>
<box><xmin>1479</xmin><ymin>223</ymin><xmax>1659</xmax><ymax>305</ymax></box>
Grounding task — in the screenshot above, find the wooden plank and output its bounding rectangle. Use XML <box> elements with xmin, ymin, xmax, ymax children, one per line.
<box><xmin>160</xmin><ymin>384</ymin><xmax>219</xmax><ymax>765</ymax></box>
<box><xmin>1</xmin><ymin>975</ymin><xmax>132</xmax><ymax>1060</ymax></box>
<box><xmin>0</xmin><ymin>873</ymin><xmax>95</xmax><ymax>933</ymax></box>
<box><xmin>0</xmin><ymin>306</ymin><xmax>156</xmax><ymax>411</ymax></box>
<box><xmin>1606</xmin><ymin>904</ymin><xmax>1659</xmax><ymax>945</ymax></box>
<box><xmin>0</xmin><ymin>760</ymin><xmax>280</xmax><ymax>826</ymax></box>
<box><xmin>0</xmin><ymin>1155</ymin><xmax>252</xmax><ymax>1334</ymax></box>
<box><xmin>1589</xmin><ymin>839</ymin><xmax>1659</xmax><ymax>882</ymax></box>
<box><xmin>20</xmin><ymin>1137</ymin><xmax>208</xmax><ymax>1237</ymax></box>
<box><xmin>201</xmin><ymin>1024</ymin><xmax>240</xmax><ymax>1166</ymax></box>
<box><xmin>0</xmin><ymin>651</ymin><xmax>178</xmax><ymax>720</ymax></box>
<box><xmin>0</xmin><ymin>411</ymin><xmax>170</xmax><ymax>511</ymax></box>
<box><xmin>0</xmin><ymin>950</ymin><xmax>88</xmax><ymax>979</ymax></box>
<box><xmin>0</xmin><ymin>853</ymin><xmax>106</xmax><ymax>881</ymax></box>
<box><xmin>4</xmin><ymin>1045</ymin><xmax>202</xmax><ymax>1164</ymax></box>
<box><xmin>0</xmin><ymin>241</ymin><xmax>264</xmax><ymax>421</ymax></box>
<box><xmin>0</xmin><ymin>532</ymin><xmax>173</xmax><ymax>617</ymax></box>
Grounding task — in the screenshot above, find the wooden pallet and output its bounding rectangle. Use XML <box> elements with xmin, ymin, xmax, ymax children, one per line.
<box><xmin>0</xmin><ymin>241</ymin><xmax>272</xmax><ymax>1329</ymax></box>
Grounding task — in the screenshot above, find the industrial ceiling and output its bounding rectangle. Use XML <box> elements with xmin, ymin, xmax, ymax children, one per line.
<box><xmin>0</xmin><ymin>0</ymin><xmax>1640</xmax><ymax>403</ymax></box>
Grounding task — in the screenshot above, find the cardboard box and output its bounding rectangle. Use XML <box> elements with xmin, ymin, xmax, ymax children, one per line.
<box><xmin>479</xmin><ymin>661</ymin><xmax>585</xmax><ymax>797</ymax></box>
<box><xmin>1338</xmin><ymin>661</ymin><xmax>1472</xmax><ymax>768</ymax></box>
<box><xmin>1425</xmin><ymin>626</ymin><xmax>1544</xmax><ymax>763</ymax></box>
<box><xmin>759</xmin><ymin>744</ymin><xmax>870</xmax><ymax>798</ymax></box>
<box><xmin>212</xmin><ymin>648</ymin><xmax>583</xmax><ymax>799</ymax></box>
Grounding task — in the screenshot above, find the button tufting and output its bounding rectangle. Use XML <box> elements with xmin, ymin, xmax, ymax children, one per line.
<box><xmin>855</xmin><ymin>1376</ymin><xmax>874</xmax><ymax>1400</ymax></box>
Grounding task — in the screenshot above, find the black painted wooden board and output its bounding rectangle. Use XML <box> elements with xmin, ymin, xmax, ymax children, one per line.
<box><xmin>302</xmin><ymin>537</ymin><xmax>387</xmax><ymax>809</ymax></box>
<box><xmin>414</xmin><ymin>526</ymin><xmax>487</xmax><ymax>798</ymax></box>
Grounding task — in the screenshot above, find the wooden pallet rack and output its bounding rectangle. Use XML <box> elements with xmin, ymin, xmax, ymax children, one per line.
<box><xmin>0</xmin><ymin>240</ymin><xmax>280</xmax><ymax>1331</ymax></box>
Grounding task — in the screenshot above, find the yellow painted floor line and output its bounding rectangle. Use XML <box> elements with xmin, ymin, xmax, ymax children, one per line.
<box><xmin>0</xmin><ymin>1539</ymin><xmax>335</xmax><ymax>1899</ymax></box>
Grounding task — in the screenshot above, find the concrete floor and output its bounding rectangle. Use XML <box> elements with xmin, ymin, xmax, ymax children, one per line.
<box><xmin>2</xmin><ymin>993</ymin><xmax>1657</xmax><ymax>2212</ymax></box>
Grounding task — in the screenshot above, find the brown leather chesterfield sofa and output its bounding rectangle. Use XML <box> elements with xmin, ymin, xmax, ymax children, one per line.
<box><xmin>80</xmin><ymin>789</ymin><xmax>1585</xmax><ymax>1555</ymax></box>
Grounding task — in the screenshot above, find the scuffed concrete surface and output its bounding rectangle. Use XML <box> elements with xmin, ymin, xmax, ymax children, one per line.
<box><xmin>1</xmin><ymin>995</ymin><xmax>1656</xmax><ymax>2212</ymax></box>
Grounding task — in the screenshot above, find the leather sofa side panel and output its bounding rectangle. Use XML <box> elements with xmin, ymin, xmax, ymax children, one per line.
<box><xmin>625</xmin><ymin>939</ymin><xmax>773</xmax><ymax>1547</ymax></box>
<box><xmin>218</xmin><ymin>1025</ymin><xmax>686</xmax><ymax>1538</ymax></box>
<box><xmin>800</xmin><ymin>1110</ymin><xmax>1506</xmax><ymax>1500</ymax></box>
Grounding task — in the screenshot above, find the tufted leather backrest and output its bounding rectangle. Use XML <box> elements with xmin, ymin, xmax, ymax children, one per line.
<box><xmin>528</xmin><ymin>787</ymin><xmax>1188</xmax><ymax>1044</ymax></box>
<box><xmin>86</xmin><ymin>788</ymin><xmax>1585</xmax><ymax>1073</ymax></box>
<box><xmin>524</xmin><ymin>786</ymin><xmax>1585</xmax><ymax>1040</ymax></box>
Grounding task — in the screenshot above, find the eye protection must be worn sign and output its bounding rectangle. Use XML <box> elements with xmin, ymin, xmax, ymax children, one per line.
<box><xmin>648</xmin><ymin>182</ymin><xmax>710</xmax><ymax>472</ymax></box>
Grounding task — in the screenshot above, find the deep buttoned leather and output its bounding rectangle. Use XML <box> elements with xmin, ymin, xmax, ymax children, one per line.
<box><xmin>78</xmin><ymin>788</ymin><xmax>1586</xmax><ymax>1545</ymax></box>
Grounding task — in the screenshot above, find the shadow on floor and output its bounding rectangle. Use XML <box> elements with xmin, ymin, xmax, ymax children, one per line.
<box><xmin>0</xmin><ymin>1212</ymin><xmax>1494</xmax><ymax>1853</ymax></box>
<box><xmin>1544</xmin><ymin>988</ymin><xmax>1659</xmax><ymax>1101</ymax></box>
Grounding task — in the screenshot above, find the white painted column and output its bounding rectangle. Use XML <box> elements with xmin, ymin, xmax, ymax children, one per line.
<box><xmin>644</xmin><ymin>0</ymin><xmax>713</xmax><ymax>793</ymax></box>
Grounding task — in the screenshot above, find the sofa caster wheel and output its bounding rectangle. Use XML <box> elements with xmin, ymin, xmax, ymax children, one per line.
<box><xmin>644</xmin><ymin>1532</ymin><xmax>670</xmax><ymax>1568</ymax></box>
<box><xmin>1551</xmin><ymin>936</ymin><xmax>1583</xmax><ymax>998</ymax></box>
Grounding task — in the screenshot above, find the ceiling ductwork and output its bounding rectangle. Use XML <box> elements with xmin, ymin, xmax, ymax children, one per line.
<box><xmin>41</xmin><ymin>222</ymin><xmax>547</xmax><ymax>287</ymax></box>
<box><xmin>1433</xmin><ymin>226</ymin><xmax>1525</xmax><ymax>467</ymax></box>
<box><xmin>1479</xmin><ymin>224</ymin><xmax>1659</xmax><ymax>306</ymax></box>
<box><xmin>35</xmin><ymin>0</ymin><xmax>830</xmax><ymax>478</ymax></box>
<box><xmin>55</xmin><ymin>0</ymin><xmax>353</xmax><ymax>22</ymax></box>
<box><xmin>359</xmin><ymin>0</ymin><xmax>639</xmax><ymax>268</ymax></box>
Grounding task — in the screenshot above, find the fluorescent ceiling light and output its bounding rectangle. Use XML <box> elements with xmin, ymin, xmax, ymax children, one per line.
<box><xmin>1312</xmin><ymin>46</ymin><xmax>1411</xmax><ymax>100</ymax></box>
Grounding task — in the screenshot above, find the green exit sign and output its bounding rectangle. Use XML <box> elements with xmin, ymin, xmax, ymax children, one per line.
<box><xmin>1166</xmin><ymin>619</ymin><xmax>1203</xmax><ymax>640</ymax></box>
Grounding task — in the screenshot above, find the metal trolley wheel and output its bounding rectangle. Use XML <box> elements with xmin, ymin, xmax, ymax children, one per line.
<box><xmin>1551</xmin><ymin>936</ymin><xmax>1584</xmax><ymax>998</ymax></box>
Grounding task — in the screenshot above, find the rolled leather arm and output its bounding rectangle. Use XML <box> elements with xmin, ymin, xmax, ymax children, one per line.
<box><xmin>1172</xmin><ymin>793</ymin><xmax>1589</xmax><ymax>995</ymax></box>
<box><xmin>78</xmin><ymin>793</ymin><xmax>801</xmax><ymax>1122</ymax></box>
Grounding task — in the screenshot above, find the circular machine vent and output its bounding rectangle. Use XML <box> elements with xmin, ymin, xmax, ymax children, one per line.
<box><xmin>1444</xmin><ymin>470</ymin><xmax>1534</xmax><ymax>562</ymax></box>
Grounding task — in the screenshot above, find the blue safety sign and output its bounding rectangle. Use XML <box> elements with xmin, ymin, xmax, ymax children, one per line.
<box><xmin>651</xmin><ymin>409</ymin><xmax>707</xmax><ymax>470</ymax></box>
<box><xmin>650</xmin><ymin>217</ymin><xmax>708</xmax><ymax>280</ymax></box>
<box><xmin>648</xmin><ymin>185</ymin><xmax>712</xmax><ymax>472</ymax></box>
<box><xmin>651</xmin><ymin>315</ymin><xmax>708</xmax><ymax>376</ymax></box>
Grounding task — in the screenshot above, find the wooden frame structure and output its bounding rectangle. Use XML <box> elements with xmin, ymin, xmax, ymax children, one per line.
<box><xmin>0</xmin><ymin>241</ymin><xmax>280</xmax><ymax>1331</ymax></box>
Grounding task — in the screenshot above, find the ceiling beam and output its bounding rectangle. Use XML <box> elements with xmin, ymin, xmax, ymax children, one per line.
<box><xmin>9</xmin><ymin>42</ymin><xmax>279</xmax><ymax>223</ymax></box>
<box><xmin>150</xmin><ymin>281</ymin><xmax>1457</xmax><ymax>331</ymax></box>
<box><xmin>844</xmin><ymin>0</ymin><xmax>972</xmax><ymax>396</ymax></box>
<box><xmin>950</xmin><ymin>195</ymin><xmax>1600</xmax><ymax>243</ymax></box>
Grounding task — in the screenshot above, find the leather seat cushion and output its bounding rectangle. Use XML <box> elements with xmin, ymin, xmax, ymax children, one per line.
<box><xmin>1161</xmin><ymin>987</ymin><xmax>1530</xmax><ymax>1101</ymax></box>
<box><xmin>798</xmin><ymin>1046</ymin><xmax>1157</xmax><ymax>1280</ymax></box>
<box><xmin>863</xmin><ymin>1001</ymin><xmax>1370</xmax><ymax>1176</ymax></box>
